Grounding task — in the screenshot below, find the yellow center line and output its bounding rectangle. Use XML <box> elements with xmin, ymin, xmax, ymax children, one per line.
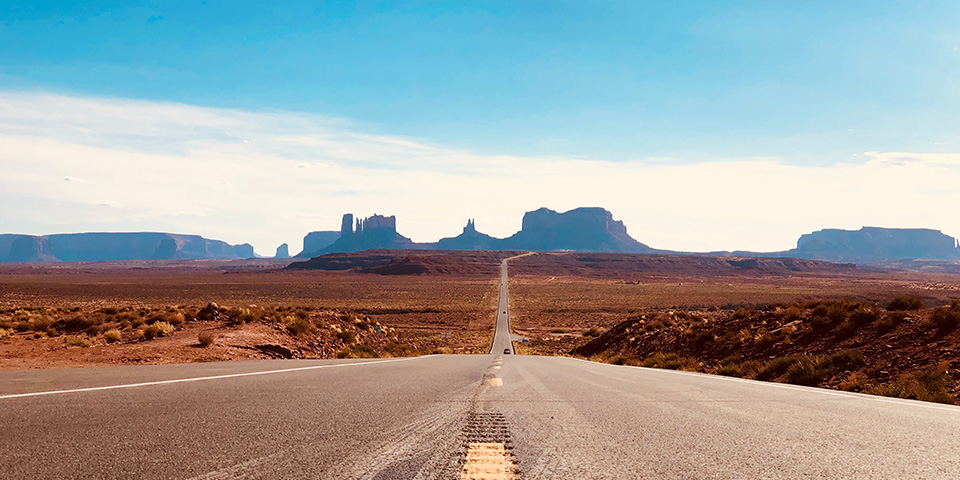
<box><xmin>460</xmin><ymin>442</ymin><xmax>518</xmax><ymax>480</ymax></box>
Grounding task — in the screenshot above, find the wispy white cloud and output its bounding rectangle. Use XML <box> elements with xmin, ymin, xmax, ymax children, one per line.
<box><xmin>2</xmin><ymin>91</ymin><xmax>959</xmax><ymax>255</ymax></box>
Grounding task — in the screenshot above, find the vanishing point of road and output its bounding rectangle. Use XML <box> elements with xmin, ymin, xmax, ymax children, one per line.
<box><xmin>2</xmin><ymin>253</ymin><xmax>960</xmax><ymax>479</ymax></box>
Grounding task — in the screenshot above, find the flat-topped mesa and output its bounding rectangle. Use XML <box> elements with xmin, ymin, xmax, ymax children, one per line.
<box><xmin>0</xmin><ymin>232</ymin><xmax>255</xmax><ymax>262</ymax></box>
<box><xmin>501</xmin><ymin>207</ymin><xmax>654</xmax><ymax>253</ymax></box>
<box><xmin>792</xmin><ymin>227</ymin><xmax>960</xmax><ymax>262</ymax></box>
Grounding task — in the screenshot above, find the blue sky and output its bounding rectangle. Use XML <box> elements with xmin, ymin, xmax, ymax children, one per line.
<box><xmin>2</xmin><ymin>1</ymin><xmax>960</xmax><ymax>254</ymax></box>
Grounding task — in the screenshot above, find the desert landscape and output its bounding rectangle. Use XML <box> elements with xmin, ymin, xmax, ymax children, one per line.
<box><xmin>2</xmin><ymin>249</ymin><xmax>958</xmax><ymax>404</ymax></box>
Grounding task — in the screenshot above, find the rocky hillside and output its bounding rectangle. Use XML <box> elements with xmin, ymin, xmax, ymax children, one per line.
<box><xmin>573</xmin><ymin>297</ymin><xmax>960</xmax><ymax>404</ymax></box>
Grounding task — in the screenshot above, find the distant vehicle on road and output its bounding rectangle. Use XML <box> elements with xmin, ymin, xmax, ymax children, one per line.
<box><xmin>503</xmin><ymin>349</ymin><xmax>511</xmax><ymax>354</ymax></box>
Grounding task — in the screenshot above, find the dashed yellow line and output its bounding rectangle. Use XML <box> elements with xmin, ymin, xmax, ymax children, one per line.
<box><xmin>486</xmin><ymin>377</ymin><xmax>503</xmax><ymax>387</ymax></box>
<box><xmin>460</xmin><ymin>442</ymin><xmax>518</xmax><ymax>480</ymax></box>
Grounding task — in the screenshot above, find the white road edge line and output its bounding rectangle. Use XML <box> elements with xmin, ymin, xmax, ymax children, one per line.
<box><xmin>0</xmin><ymin>356</ymin><xmax>429</xmax><ymax>400</ymax></box>
<box><xmin>560</xmin><ymin>355</ymin><xmax>960</xmax><ymax>413</ymax></box>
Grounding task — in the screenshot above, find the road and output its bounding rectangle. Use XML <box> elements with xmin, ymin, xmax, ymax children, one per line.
<box><xmin>2</xmin><ymin>255</ymin><xmax>960</xmax><ymax>479</ymax></box>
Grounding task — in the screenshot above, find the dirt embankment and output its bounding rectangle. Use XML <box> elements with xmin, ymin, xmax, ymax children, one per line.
<box><xmin>286</xmin><ymin>250</ymin><xmax>523</xmax><ymax>275</ymax></box>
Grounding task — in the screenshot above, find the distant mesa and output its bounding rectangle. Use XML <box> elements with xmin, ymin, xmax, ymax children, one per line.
<box><xmin>0</xmin><ymin>233</ymin><xmax>256</xmax><ymax>263</ymax></box>
<box><xmin>790</xmin><ymin>227</ymin><xmax>960</xmax><ymax>263</ymax></box>
<box><xmin>274</xmin><ymin>243</ymin><xmax>290</xmax><ymax>259</ymax></box>
<box><xmin>499</xmin><ymin>207</ymin><xmax>655</xmax><ymax>253</ymax></box>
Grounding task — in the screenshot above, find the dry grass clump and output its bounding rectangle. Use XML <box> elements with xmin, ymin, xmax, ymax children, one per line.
<box><xmin>927</xmin><ymin>301</ymin><xmax>960</xmax><ymax>334</ymax></box>
<box><xmin>65</xmin><ymin>337</ymin><xmax>92</xmax><ymax>348</ymax></box>
<box><xmin>102</xmin><ymin>329</ymin><xmax>122</xmax><ymax>343</ymax></box>
<box><xmin>338</xmin><ymin>344</ymin><xmax>379</xmax><ymax>358</ymax></box>
<box><xmin>197</xmin><ymin>332</ymin><xmax>215</xmax><ymax>347</ymax></box>
<box><xmin>639</xmin><ymin>352</ymin><xmax>699</xmax><ymax>371</ymax></box>
<box><xmin>143</xmin><ymin>321</ymin><xmax>175</xmax><ymax>340</ymax></box>
<box><xmin>871</xmin><ymin>362</ymin><xmax>956</xmax><ymax>404</ymax></box>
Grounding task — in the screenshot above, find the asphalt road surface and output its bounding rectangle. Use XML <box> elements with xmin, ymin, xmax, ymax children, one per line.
<box><xmin>2</xmin><ymin>256</ymin><xmax>960</xmax><ymax>479</ymax></box>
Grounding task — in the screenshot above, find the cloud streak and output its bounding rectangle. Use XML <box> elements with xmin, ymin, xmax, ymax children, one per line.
<box><xmin>2</xmin><ymin>91</ymin><xmax>959</xmax><ymax>255</ymax></box>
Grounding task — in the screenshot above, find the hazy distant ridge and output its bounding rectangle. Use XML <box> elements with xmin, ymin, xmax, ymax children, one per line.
<box><xmin>0</xmin><ymin>233</ymin><xmax>255</xmax><ymax>262</ymax></box>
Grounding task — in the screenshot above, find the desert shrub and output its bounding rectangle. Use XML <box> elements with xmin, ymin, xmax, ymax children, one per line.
<box><xmin>227</xmin><ymin>307</ymin><xmax>257</xmax><ymax>324</ymax></box>
<box><xmin>874</xmin><ymin>311</ymin><xmax>903</xmax><ymax>334</ymax></box>
<box><xmin>691</xmin><ymin>330</ymin><xmax>715</xmax><ymax>350</ymax></box>
<box><xmin>334</xmin><ymin>330</ymin><xmax>355</xmax><ymax>343</ymax></box>
<box><xmin>848</xmin><ymin>305</ymin><xmax>880</xmax><ymax>327</ymax></box>
<box><xmin>640</xmin><ymin>352</ymin><xmax>699</xmax><ymax>371</ymax></box>
<box><xmin>197</xmin><ymin>332</ymin><xmax>215</xmax><ymax>347</ymax></box>
<box><xmin>834</xmin><ymin>319</ymin><xmax>859</xmax><ymax>339</ymax></box>
<box><xmin>146</xmin><ymin>312</ymin><xmax>183</xmax><ymax>326</ymax></box>
<box><xmin>143</xmin><ymin>321</ymin><xmax>175</xmax><ymax>340</ymax></box>
<box><xmin>887</xmin><ymin>296</ymin><xmax>924</xmax><ymax>311</ymax></box>
<box><xmin>45</xmin><ymin>328</ymin><xmax>60</xmax><ymax>337</ymax></box>
<box><xmin>756</xmin><ymin>355</ymin><xmax>804</xmax><ymax>382</ymax></box>
<box><xmin>784</xmin><ymin>306</ymin><xmax>803</xmax><ymax>322</ymax></box>
<box><xmin>716</xmin><ymin>354</ymin><xmax>763</xmax><ymax>378</ymax></box>
<box><xmin>928</xmin><ymin>304</ymin><xmax>960</xmax><ymax>334</ymax></box>
<box><xmin>731</xmin><ymin>307</ymin><xmax>755</xmax><ymax>320</ymax></box>
<box><xmin>874</xmin><ymin>362</ymin><xmax>956</xmax><ymax>404</ymax></box>
<box><xmin>103</xmin><ymin>329</ymin><xmax>122</xmax><ymax>343</ymax></box>
<box><xmin>431</xmin><ymin>346</ymin><xmax>454</xmax><ymax>355</ymax></box>
<box><xmin>753</xmin><ymin>333</ymin><xmax>775</xmax><ymax>350</ymax></box>
<box><xmin>337</xmin><ymin>344</ymin><xmax>379</xmax><ymax>358</ymax></box>
<box><xmin>582</xmin><ymin>327</ymin><xmax>601</xmax><ymax>337</ymax></box>
<box><xmin>53</xmin><ymin>316</ymin><xmax>96</xmax><ymax>333</ymax></box>
<box><xmin>0</xmin><ymin>328</ymin><xmax>10</xmax><ymax>340</ymax></box>
<box><xmin>99</xmin><ymin>307</ymin><xmax>119</xmax><ymax>315</ymax></box>
<box><xmin>611</xmin><ymin>355</ymin><xmax>639</xmax><ymax>366</ymax></box>
<box><xmin>66</xmin><ymin>337</ymin><xmax>92</xmax><ymax>347</ymax></box>
<box><xmin>550</xmin><ymin>329</ymin><xmax>567</xmax><ymax>334</ymax></box>
<box><xmin>130</xmin><ymin>316</ymin><xmax>146</xmax><ymax>328</ymax></box>
<box><xmin>286</xmin><ymin>317</ymin><xmax>316</xmax><ymax>337</ymax></box>
<box><xmin>383</xmin><ymin>342</ymin><xmax>417</xmax><ymax>357</ymax></box>
<box><xmin>85</xmin><ymin>325</ymin><xmax>104</xmax><ymax>337</ymax></box>
<box><xmin>757</xmin><ymin>351</ymin><xmax>864</xmax><ymax>385</ymax></box>
<box><xmin>838</xmin><ymin>371</ymin><xmax>869</xmax><ymax>392</ymax></box>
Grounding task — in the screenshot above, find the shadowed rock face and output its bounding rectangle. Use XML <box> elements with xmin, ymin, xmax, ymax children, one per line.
<box><xmin>791</xmin><ymin>227</ymin><xmax>960</xmax><ymax>262</ymax></box>
<box><xmin>435</xmin><ymin>219</ymin><xmax>499</xmax><ymax>250</ymax></box>
<box><xmin>317</xmin><ymin>214</ymin><xmax>418</xmax><ymax>254</ymax></box>
<box><xmin>0</xmin><ymin>233</ymin><xmax>255</xmax><ymax>262</ymax></box>
<box><xmin>499</xmin><ymin>207</ymin><xmax>654</xmax><ymax>253</ymax></box>
<box><xmin>299</xmin><ymin>231</ymin><xmax>340</xmax><ymax>257</ymax></box>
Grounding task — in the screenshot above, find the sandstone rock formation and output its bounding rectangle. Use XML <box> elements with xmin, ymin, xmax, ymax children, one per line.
<box><xmin>274</xmin><ymin>243</ymin><xmax>290</xmax><ymax>259</ymax></box>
